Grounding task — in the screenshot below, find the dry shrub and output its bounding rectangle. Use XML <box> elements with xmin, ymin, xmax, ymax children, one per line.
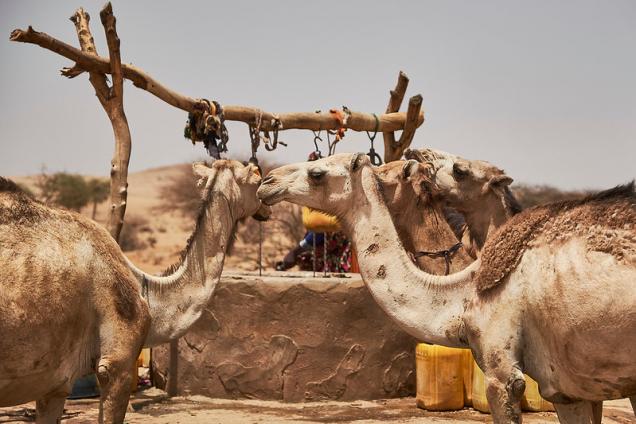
<box><xmin>512</xmin><ymin>184</ymin><xmax>592</xmax><ymax>209</ymax></box>
<box><xmin>156</xmin><ymin>163</ymin><xmax>200</xmax><ymax>219</ymax></box>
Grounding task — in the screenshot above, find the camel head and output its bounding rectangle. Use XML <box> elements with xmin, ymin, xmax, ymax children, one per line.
<box><xmin>376</xmin><ymin>160</ymin><xmax>436</xmax><ymax>212</ymax></box>
<box><xmin>257</xmin><ymin>152</ymin><xmax>373</xmax><ymax>216</ymax></box>
<box><xmin>405</xmin><ymin>148</ymin><xmax>513</xmax><ymax>211</ymax></box>
<box><xmin>192</xmin><ymin>160</ymin><xmax>271</xmax><ymax>221</ymax></box>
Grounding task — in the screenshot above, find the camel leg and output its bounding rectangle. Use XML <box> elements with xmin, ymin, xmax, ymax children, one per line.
<box><xmin>35</xmin><ymin>394</ymin><xmax>66</xmax><ymax>424</ymax></box>
<box><xmin>96</xmin><ymin>355</ymin><xmax>135</xmax><ymax>424</ymax></box>
<box><xmin>484</xmin><ymin>365</ymin><xmax>526</xmax><ymax>424</ymax></box>
<box><xmin>554</xmin><ymin>401</ymin><xmax>602</xmax><ymax>424</ymax></box>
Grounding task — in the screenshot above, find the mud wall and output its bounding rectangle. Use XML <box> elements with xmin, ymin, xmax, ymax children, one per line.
<box><xmin>151</xmin><ymin>272</ymin><xmax>417</xmax><ymax>401</ymax></box>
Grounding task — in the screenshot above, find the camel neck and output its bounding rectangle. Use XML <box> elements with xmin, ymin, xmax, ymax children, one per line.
<box><xmin>400</xmin><ymin>204</ymin><xmax>474</xmax><ymax>274</ymax></box>
<box><xmin>463</xmin><ymin>196</ymin><xmax>509</xmax><ymax>250</ymax></box>
<box><xmin>128</xmin><ymin>193</ymin><xmax>235</xmax><ymax>347</ymax></box>
<box><xmin>340</xmin><ymin>168</ymin><xmax>477</xmax><ymax>347</ymax></box>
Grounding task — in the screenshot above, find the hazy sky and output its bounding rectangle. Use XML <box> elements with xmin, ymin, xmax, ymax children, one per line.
<box><xmin>1</xmin><ymin>1</ymin><xmax>634</xmax><ymax>189</ymax></box>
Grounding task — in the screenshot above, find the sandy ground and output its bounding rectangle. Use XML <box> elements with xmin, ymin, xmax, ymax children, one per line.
<box><xmin>1</xmin><ymin>389</ymin><xmax>634</xmax><ymax>423</ymax></box>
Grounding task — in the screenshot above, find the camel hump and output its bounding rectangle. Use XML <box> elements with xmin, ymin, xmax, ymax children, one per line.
<box><xmin>475</xmin><ymin>181</ymin><xmax>636</xmax><ymax>293</ymax></box>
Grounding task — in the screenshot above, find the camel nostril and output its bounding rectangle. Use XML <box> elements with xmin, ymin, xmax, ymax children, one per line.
<box><xmin>262</xmin><ymin>175</ymin><xmax>275</xmax><ymax>185</ymax></box>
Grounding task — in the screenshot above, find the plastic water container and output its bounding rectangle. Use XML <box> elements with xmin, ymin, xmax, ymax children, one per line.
<box><xmin>522</xmin><ymin>375</ymin><xmax>554</xmax><ymax>412</ymax></box>
<box><xmin>415</xmin><ymin>344</ymin><xmax>465</xmax><ymax>411</ymax></box>
<box><xmin>472</xmin><ymin>360</ymin><xmax>554</xmax><ymax>413</ymax></box>
<box><xmin>302</xmin><ymin>207</ymin><xmax>340</xmax><ymax>233</ymax></box>
<box><xmin>461</xmin><ymin>349</ymin><xmax>474</xmax><ymax>406</ymax></box>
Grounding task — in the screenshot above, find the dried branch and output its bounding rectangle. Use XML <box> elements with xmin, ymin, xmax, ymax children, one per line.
<box><xmin>10</xmin><ymin>27</ymin><xmax>424</xmax><ymax>133</ymax></box>
<box><xmin>98</xmin><ymin>3</ymin><xmax>131</xmax><ymax>241</ymax></box>
<box><xmin>382</xmin><ymin>71</ymin><xmax>409</xmax><ymax>162</ymax></box>
<box><xmin>69</xmin><ymin>9</ymin><xmax>108</xmax><ymax>105</ymax></box>
<box><xmin>67</xmin><ymin>4</ymin><xmax>131</xmax><ymax>241</ymax></box>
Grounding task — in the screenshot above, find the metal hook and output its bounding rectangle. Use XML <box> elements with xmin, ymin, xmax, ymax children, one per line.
<box><xmin>366</xmin><ymin>114</ymin><xmax>382</xmax><ymax>165</ymax></box>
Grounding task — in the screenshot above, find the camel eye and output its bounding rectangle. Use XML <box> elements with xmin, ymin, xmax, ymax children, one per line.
<box><xmin>308</xmin><ymin>169</ymin><xmax>326</xmax><ymax>182</ymax></box>
<box><xmin>453</xmin><ymin>163</ymin><xmax>469</xmax><ymax>179</ymax></box>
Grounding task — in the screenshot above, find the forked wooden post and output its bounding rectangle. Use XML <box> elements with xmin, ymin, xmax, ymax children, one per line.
<box><xmin>68</xmin><ymin>4</ymin><xmax>130</xmax><ymax>241</ymax></box>
<box><xmin>167</xmin><ymin>339</ymin><xmax>179</xmax><ymax>396</ymax></box>
<box><xmin>382</xmin><ymin>72</ymin><xmax>424</xmax><ymax>163</ymax></box>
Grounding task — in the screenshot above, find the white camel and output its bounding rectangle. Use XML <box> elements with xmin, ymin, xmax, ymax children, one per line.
<box><xmin>257</xmin><ymin>153</ymin><xmax>636</xmax><ymax>424</ymax></box>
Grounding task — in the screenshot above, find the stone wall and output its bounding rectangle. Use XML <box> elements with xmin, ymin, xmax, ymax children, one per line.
<box><xmin>152</xmin><ymin>271</ymin><xmax>417</xmax><ymax>401</ymax></box>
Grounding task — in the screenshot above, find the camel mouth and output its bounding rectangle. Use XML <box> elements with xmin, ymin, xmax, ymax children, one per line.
<box><xmin>257</xmin><ymin>185</ymin><xmax>287</xmax><ymax>206</ymax></box>
<box><xmin>252</xmin><ymin>203</ymin><xmax>272</xmax><ymax>221</ymax></box>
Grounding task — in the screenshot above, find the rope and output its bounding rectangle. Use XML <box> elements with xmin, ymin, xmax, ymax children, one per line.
<box><xmin>258</xmin><ymin>221</ymin><xmax>263</xmax><ymax>277</ymax></box>
<box><xmin>323</xmin><ymin>232</ymin><xmax>328</xmax><ymax>277</ymax></box>
<box><xmin>413</xmin><ymin>242</ymin><xmax>463</xmax><ymax>276</ymax></box>
<box><xmin>183</xmin><ymin>99</ymin><xmax>229</xmax><ymax>159</ymax></box>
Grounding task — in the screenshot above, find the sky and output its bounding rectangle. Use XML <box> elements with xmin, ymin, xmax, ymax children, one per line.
<box><xmin>1</xmin><ymin>0</ymin><xmax>634</xmax><ymax>190</ymax></box>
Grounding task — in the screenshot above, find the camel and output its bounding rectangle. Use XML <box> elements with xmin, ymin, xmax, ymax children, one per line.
<box><xmin>0</xmin><ymin>177</ymin><xmax>150</xmax><ymax>423</ymax></box>
<box><xmin>125</xmin><ymin>160</ymin><xmax>270</xmax><ymax>347</ymax></box>
<box><xmin>375</xmin><ymin>160</ymin><xmax>473</xmax><ymax>274</ymax></box>
<box><xmin>257</xmin><ymin>153</ymin><xmax>636</xmax><ymax>424</ymax></box>
<box><xmin>0</xmin><ymin>160</ymin><xmax>269</xmax><ymax>423</ymax></box>
<box><xmin>408</xmin><ymin>148</ymin><xmax>636</xmax><ymax>416</ymax></box>
<box><xmin>405</xmin><ymin>148</ymin><xmax>522</xmax><ymax>257</ymax></box>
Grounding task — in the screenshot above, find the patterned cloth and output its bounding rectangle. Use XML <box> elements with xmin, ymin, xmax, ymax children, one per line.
<box><xmin>297</xmin><ymin>231</ymin><xmax>352</xmax><ymax>273</ymax></box>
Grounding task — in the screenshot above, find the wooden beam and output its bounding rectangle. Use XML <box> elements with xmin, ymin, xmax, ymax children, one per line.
<box><xmin>10</xmin><ymin>27</ymin><xmax>424</xmax><ymax>134</ymax></box>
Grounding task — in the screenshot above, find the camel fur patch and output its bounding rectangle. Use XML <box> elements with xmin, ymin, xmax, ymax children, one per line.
<box><xmin>475</xmin><ymin>182</ymin><xmax>636</xmax><ymax>293</ymax></box>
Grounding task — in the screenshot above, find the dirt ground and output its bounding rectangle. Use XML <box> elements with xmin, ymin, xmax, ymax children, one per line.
<box><xmin>1</xmin><ymin>389</ymin><xmax>634</xmax><ymax>423</ymax></box>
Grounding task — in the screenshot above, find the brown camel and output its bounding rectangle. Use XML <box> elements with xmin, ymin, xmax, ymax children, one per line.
<box><xmin>0</xmin><ymin>177</ymin><xmax>150</xmax><ymax>423</ymax></box>
<box><xmin>376</xmin><ymin>160</ymin><xmax>473</xmax><ymax>274</ymax></box>
<box><xmin>405</xmin><ymin>148</ymin><xmax>522</xmax><ymax>257</ymax></box>
<box><xmin>0</xmin><ymin>160</ymin><xmax>269</xmax><ymax>423</ymax></box>
<box><xmin>257</xmin><ymin>153</ymin><xmax>636</xmax><ymax>424</ymax></box>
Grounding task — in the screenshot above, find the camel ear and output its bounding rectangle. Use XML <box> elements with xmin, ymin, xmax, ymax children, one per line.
<box><xmin>401</xmin><ymin>160</ymin><xmax>419</xmax><ymax>179</ymax></box>
<box><xmin>485</xmin><ymin>174</ymin><xmax>513</xmax><ymax>196</ymax></box>
<box><xmin>403</xmin><ymin>148</ymin><xmax>425</xmax><ymax>163</ymax></box>
<box><xmin>192</xmin><ymin>162</ymin><xmax>212</xmax><ymax>178</ymax></box>
<box><xmin>350</xmin><ymin>152</ymin><xmax>368</xmax><ymax>172</ymax></box>
<box><xmin>192</xmin><ymin>162</ymin><xmax>213</xmax><ymax>188</ymax></box>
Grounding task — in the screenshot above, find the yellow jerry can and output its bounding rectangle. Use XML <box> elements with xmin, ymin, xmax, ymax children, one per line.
<box><xmin>302</xmin><ymin>207</ymin><xmax>340</xmax><ymax>233</ymax></box>
<box><xmin>415</xmin><ymin>344</ymin><xmax>465</xmax><ymax>411</ymax></box>
<box><xmin>522</xmin><ymin>375</ymin><xmax>554</xmax><ymax>412</ymax></box>
<box><xmin>461</xmin><ymin>349</ymin><xmax>474</xmax><ymax>406</ymax></box>
<box><xmin>472</xmin><ymin>360</ymin><xmax>554</xmax><ymax>413</ymax></box>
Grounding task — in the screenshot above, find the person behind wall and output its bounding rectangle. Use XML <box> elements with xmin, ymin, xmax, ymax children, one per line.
<box><xmin>275</xmin><ymin>152</ymin><xmax>353</xmax><ymax>272</ymax></box>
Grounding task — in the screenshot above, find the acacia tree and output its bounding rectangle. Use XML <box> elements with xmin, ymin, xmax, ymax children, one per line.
<box><xmin>36</xmin><ymin>172</ymin><xmax>90</xmax><ymax>212</ymax></box>
<box><xmin>87</xmin><ymin>178</ymin><xmax>110</xmax><ymax>220</ymax></box>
